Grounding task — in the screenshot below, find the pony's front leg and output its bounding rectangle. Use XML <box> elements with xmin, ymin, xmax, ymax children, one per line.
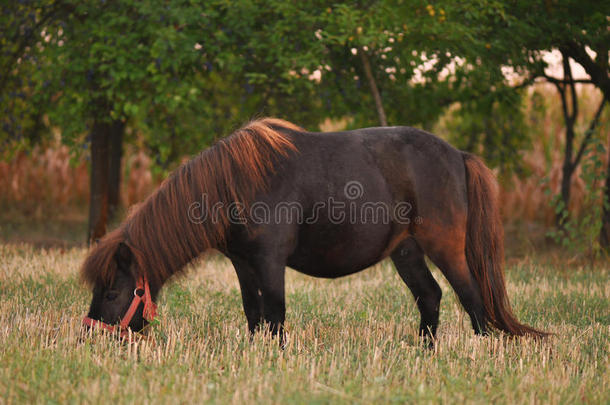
<box><xmin>230</xmin><ymin>254</ymin><xmax>287</xmax><ymax>346</ymax></box>
<box><xmin>259</xmin><ymin>259</ymin><xmax>286</xmax><ymax>346</ymax></box>
<box><xmin>231</xmin><ymin>257</ymin><xmax>263</xmax><ymax>336</ymax></box>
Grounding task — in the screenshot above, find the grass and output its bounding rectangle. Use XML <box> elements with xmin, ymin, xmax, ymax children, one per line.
<box><xmin>0</xmin><ymin>212</ymin><xmax>88</xmax><ymax>248</ymax></box>
<box><xmin>0</xmin><ymin>244</ymin><xmax>608</xmax><ymax>404</ymax></box>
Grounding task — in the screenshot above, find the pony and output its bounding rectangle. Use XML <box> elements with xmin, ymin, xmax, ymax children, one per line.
<box><xmin>81</xmin><ymin>117</ymin><xmax>546</xmax><ymax>343</ymax></box>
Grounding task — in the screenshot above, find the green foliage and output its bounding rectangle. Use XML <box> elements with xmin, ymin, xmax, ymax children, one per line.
<box><xmin>443</xmin><ymin>88</ymin><xmax>530</xmax><ymax>172</ymax></box>
<box><xmin>495</xmin><ymin>0</ymin><xmax>610</xmax><ymax>91</ymax></box>
<box><xmin>35</xmin><ymin>1</ymin><xmax>209</xmax><ymax>143</ymax></box>
<box><xmin>0</xmin><ymin>1</ymin><xmax>64</xmax><ymax>155</ymax></box>
<box><xmin>198</xmin><ymin>0</ymin><xmax>534</xmax><ymax>137</ymax></box>
<box><xmin>1</xmin><ymin>0</ymin><xmax>607</xmax><ymax>175</ymax></box>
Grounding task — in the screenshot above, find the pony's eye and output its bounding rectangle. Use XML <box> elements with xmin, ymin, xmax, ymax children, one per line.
<box><xmin>105</xmin><ymin>291</ymin><xmax>119</xmax><ymax>301</ymax></box>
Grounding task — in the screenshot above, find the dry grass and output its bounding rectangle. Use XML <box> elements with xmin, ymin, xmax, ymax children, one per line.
<box><xmin>0</xmin><ymin>144</ymin><xmax>155</xmax><ymax>218</ymax></box>
<box><xmin>0</xmin><ymin>244</ymin><xmax>608</xmax><ymax>404</ymax></box>
<box><xmin>499</xmin><ymin>84</ymin><xmax>609</xmax><ymax>226</ymax></box>
<box><xmin>0</xmin><ymin>145</ymin><xmax>89</xmax><ymax>216</ymax></box>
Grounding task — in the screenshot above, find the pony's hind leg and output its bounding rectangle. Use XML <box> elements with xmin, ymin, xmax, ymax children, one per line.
<box><xmin>416</xmin><ymin>225</ymin><xmax>488</xmax><ymax>335</ymax></box>
<box><xmin>390</xmin><ymin>238</ymin><xmax>442</xmax><ymax>341</ymax></box>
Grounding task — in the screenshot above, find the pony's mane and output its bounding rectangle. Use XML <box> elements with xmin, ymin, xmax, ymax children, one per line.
<box><xmin>81</xmin><ymin>118</ymin><xmax>302</xmax><ymax>290</ymax></box>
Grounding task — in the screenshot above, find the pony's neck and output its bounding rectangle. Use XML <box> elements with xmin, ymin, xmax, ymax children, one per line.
<box><xmin>123</xmin><ymin>161</ymin><xmax>226</xmax><ymax>289</ymax></box>
<box><xmin>120</xmin><ymin>118</ymin><xmax>298</xmax><ymax>290</ymax></box>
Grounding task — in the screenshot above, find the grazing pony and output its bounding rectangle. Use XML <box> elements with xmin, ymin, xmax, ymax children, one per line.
<box><xmin>81</xmin><ymin>118</ymin><xmax>545</xmax><ymax>342</ymax></box>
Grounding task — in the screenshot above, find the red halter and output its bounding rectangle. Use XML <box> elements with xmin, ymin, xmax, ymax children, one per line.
<box><xmin>82</xmin><ymin>275</ymin><xmax>157</xmax><ymax>337</ymax></box>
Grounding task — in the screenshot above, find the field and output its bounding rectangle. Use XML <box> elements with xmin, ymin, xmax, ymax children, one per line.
<box><xmin>0</xmin><ymin>244</ymin><xmax>608</xmax><ymax>404</ymax></box>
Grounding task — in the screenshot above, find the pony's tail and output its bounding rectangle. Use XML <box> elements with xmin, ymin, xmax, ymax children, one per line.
<box><xmin>463</xmin><ymin>153</ymin><xmax>548</xmax><ymax>337</ymax></box>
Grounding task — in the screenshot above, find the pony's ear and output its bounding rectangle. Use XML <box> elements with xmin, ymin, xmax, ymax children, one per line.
<box><xmin>115</xmin><ymin>242</ymin><xmax>132</xmax><ymax>270</ymax></box>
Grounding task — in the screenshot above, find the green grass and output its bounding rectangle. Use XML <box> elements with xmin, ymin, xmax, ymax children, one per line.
<box><xmin>0</xmin><ymin>244</ymin><xmax>608</xmax><ymax>404</ymax></box>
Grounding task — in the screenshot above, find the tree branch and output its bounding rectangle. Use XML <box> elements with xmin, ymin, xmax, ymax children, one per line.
<box><xmin>562</xmin><ymin>51</ymin><xmax>578</xmax><ymax>125</ymax></box>
<box><xmin>572</xmin><ymin>98</ymin><xmax>607</xmax><ymax>168</ymax></box>
<box><xmin>561</xmin><ymin>41</ymin><xmax>610</xmax><ymax>101</ymax></box>
<box><xmin>540</xmin><ymin>76</ymin><xmax>593</xmax><ymax>85</ymax></box>
<box><xmin>551</xmin><ymin>75</ymin><xmax>570</xmax><ymax>132</ymax></box>
<box><xmin>514</xmin><ymin>74</ymin><xmax>538</xmax><ymax>89</ymax></box>
<box><xmin>358</xmin><ymin>47</ymin><xmax>387</xmax><ymax>126</ymax></box>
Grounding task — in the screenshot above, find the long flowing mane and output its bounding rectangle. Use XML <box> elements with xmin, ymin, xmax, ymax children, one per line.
<box><xmin>81</xmin><ymin>118</ymin><xmax>302</xmax><ymax>290</ymax></box>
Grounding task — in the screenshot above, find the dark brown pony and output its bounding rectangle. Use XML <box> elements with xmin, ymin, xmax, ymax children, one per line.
<box><xmin>82</xmin><ymin>118</ymin><xmax>546</xmax><ymax>343</ymax></box>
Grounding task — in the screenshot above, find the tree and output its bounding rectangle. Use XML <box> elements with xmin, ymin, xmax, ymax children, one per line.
<box><xmin>0</xmin><ymin>1</ymin><xmax>68</xmax><ymax>154</ymax></box>
<box><xmin>32</xmin><ymin>0</ymin><xmax>209</xmax><ymax>242</ymax></box>
<box><xmin>495</xmin><ymin>0</ymin><xmax>609</xmax><ymax>242</ymax></box>
<box><xmin>205</xmin><ymin>0</ymin><xmax>528</xmax><ymax>168</ymax></box>
<box><xmin>8</xmin><ymin>0</ymin><xmax>604</xmax><ymax>247</ymax></box>
<box><xmin>3</xmin><ymin>1</ymin><xmax>330</xmax><ymax>242</ymax></box>
<box><xmin>543</xmin><ymin>53</ymin><xmax>606</xmax><ymax>227</ymax></box>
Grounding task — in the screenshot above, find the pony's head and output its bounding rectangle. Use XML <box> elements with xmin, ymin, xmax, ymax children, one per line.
<box><xmin>81</xmin><ymin>230</ymin><xmax>156</xmax><ymax>335</ymax></box>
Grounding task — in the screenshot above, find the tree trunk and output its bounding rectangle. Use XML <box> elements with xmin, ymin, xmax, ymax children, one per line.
<box><xmin>559</xmin><ymin>160</ymin><xmax>574</xmax><ymax>225</ymax></box>
<box><xmin>558</xmin><ymin>42</ymin><xmax>610</xmax><ymax>249</ymax></box>
<box><xmin>596</xmin><ymin>95</ymin><xmax>610</xmax><ymax>250</ymax></box>
<box><xmin>107</xmin><ymin>120</ymin><xmax>124</xmax><ymax>219</ymax></box>
<box><xmin>601</xmin><ymin>140</ymin><xmax>610</xmax><ymax>249</ymax></box>
<box><xmin>555</xmin><ymin>53</ymin><xmax>578</xmax><ymax>228</ymax></box>
<box><xmin>359</xmin><ymin>47</ymin><xmax>388</xmax><ymax>126</ymax></box>
<box><xmin>88</xmin><ymin>120</ymin><xmax>110</xmax><ymax>245</ymax></box>
<box><xmin>559</xmin><ymin>119</ymin><xmax>575</xmax><ymax>223</ymax></box>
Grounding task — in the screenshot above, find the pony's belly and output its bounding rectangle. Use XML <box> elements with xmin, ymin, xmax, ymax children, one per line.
<box><xmin>286</xmin><ymin>224</ymin><xmax>390</xmax><ymax>278</ymax></box>
<box><xmin>287</xmin><ymin>260</ymin><xmax>373</xmax><ymax>278</ymax></box>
